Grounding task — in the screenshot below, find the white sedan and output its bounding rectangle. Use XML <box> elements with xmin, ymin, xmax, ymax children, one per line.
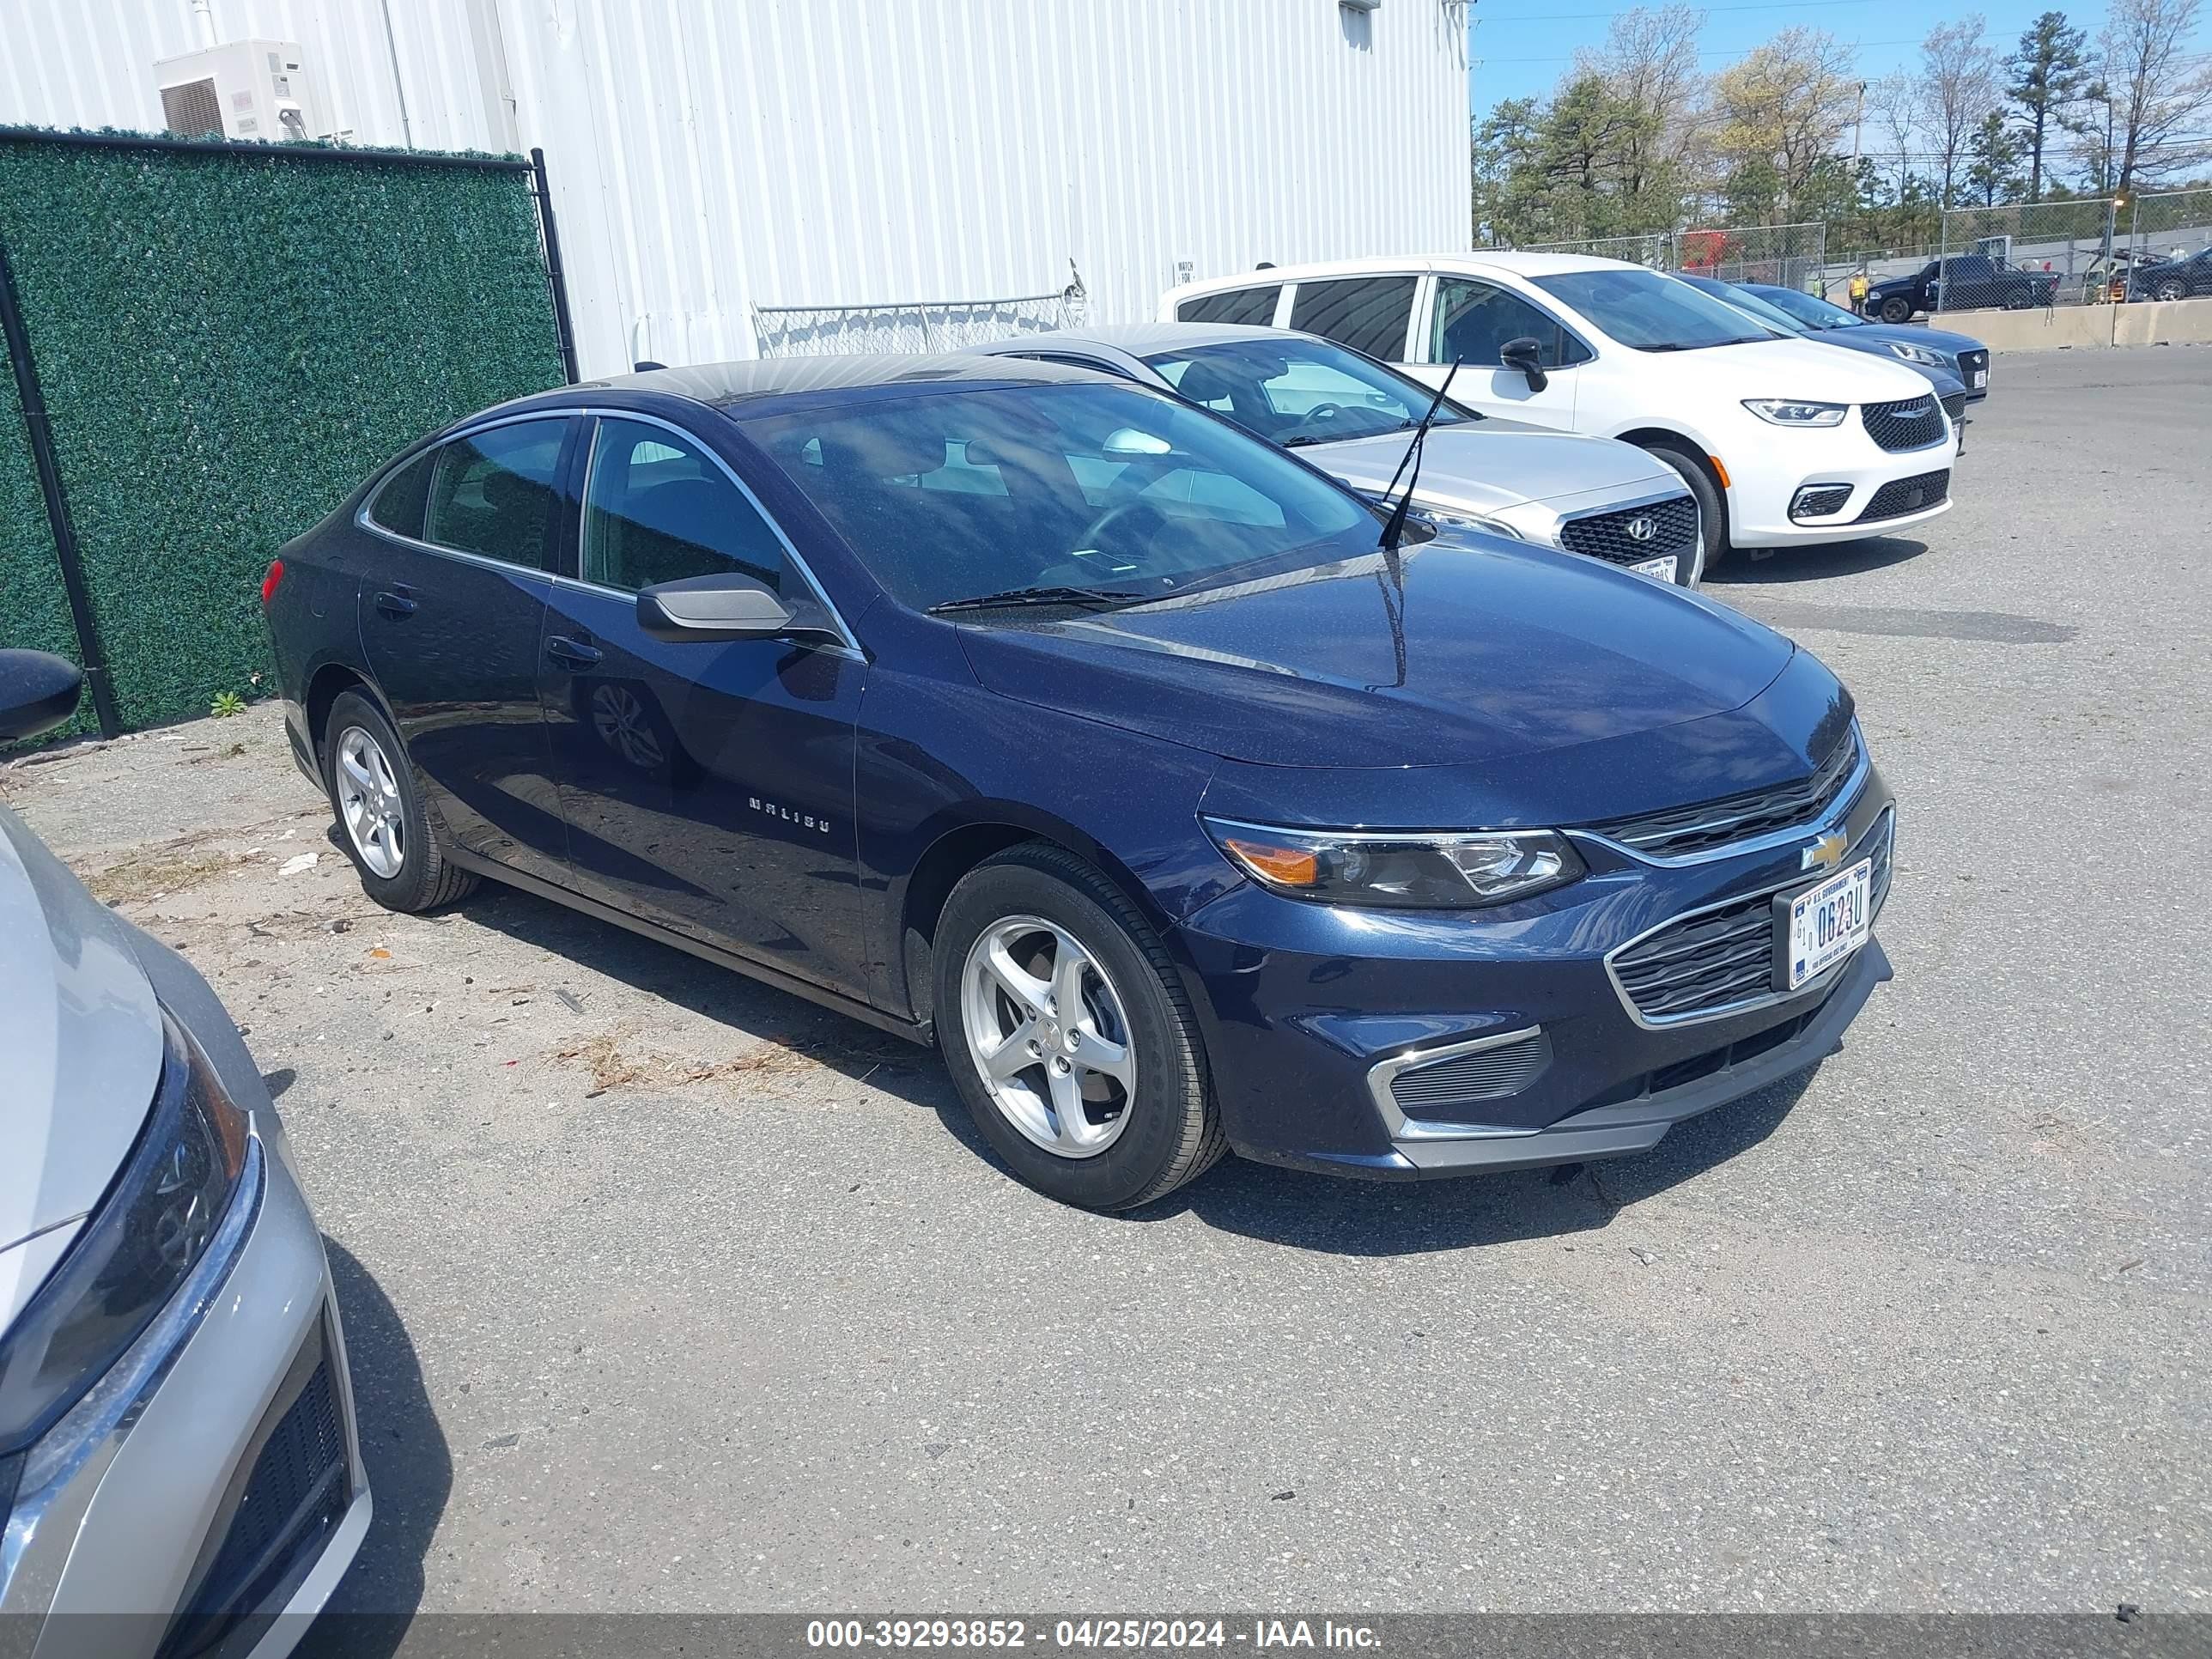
<box><xmin>1162</xmin><ymin>252</ymin><xmax>1958</xmax><ymax>568</ymax></box>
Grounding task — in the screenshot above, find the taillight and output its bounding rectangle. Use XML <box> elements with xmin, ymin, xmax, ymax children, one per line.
<box><xmin>260</xmin><ymin>559</ymin><xmax>285</xmax><ymax>606</ymax></box>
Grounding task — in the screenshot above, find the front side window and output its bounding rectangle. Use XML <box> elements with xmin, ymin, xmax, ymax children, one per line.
<box><xmin>1146</xmin><ymin>337</ymin><xmax>1474</xmax><ymax>447</ymax></box>
<box><xmin>1747</xmin><ymin>284</ymin><xmax>1863</xmax><ymax>330</ymax></box>
<box><xmin>422</xmin><ymin>419</ymin><xmax>569</xmax><ymax>569</ymax></box>
<box><xmin>742</xmin><ymin>383</ymin><xmax>1373</xmax><ymax>612</ymax></box>
<box><xmin>1432</xmin><ymin>278</ymin><xmax>1590</xmax><ymax>368</ymax></box>
<box><xmin>581</xmin><ymin>418</ymin><xmax>793</xmax><ymax>595</ymax></box>
<box><xmin>1530</xmin><ymin>269</ymin><xmax>1778</xmax><ymax>352</ymax></box>
<box><xmin>1287</xmin><ymin>276</ymin><xmax>1419</xmax><ymax>361</ymax></box>
<box><xmin>1176</xmin><ymin>285</ymin><xmax>1280</xmax><ymax>326</ymax></box>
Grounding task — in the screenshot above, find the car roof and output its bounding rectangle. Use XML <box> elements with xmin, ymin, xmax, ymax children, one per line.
<box><xmin>573</xmin><ymin>351</ymin><xmax>1113</xmax><ymax>411</ymax></box>
<box><xmin>1164</xmin><ymin>248</ymin><xmax>1651</xmax><ymax>300</ymax></box>
<box><xmin>977</xmin><ymin>321</ymin><xmax>1324</xmax><ymax>357</ymax></box>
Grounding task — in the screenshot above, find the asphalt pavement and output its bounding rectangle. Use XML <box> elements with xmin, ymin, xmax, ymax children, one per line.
<box><xmin>6</xmin><ymin>344</ymin><xmax>2205</xmax><ymax>1625</ymax></box>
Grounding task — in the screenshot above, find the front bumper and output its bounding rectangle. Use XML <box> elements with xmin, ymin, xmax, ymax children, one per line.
<box><xmin>1172</xmin><ymin>766</ymin><xmax>1895</xmax><ymax>1180</ymax></box>
<box><xmin>1728</xmin><ymin>428</ymin><xmax>1957</xmax><ymax>546</ymax></box>
<box><xmin>2</xmin><ymin>938</ymin><xmax>368</xmax><ymax>1659</ymax></box>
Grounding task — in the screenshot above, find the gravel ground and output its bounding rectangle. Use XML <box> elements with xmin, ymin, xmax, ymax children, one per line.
<box><xmin>5</xmin><ymin>345</ymin><xmax>2206</xmax><ymax>1626</ymax></box>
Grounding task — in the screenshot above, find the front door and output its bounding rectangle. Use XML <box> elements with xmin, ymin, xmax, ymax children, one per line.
<box><xmin>537</xmin><ymin>415</ymin><xmax>871</xmax><ymax>1000</ymax></box>
<box><xmin>357</xmin><ymin>416</ymin><xmax>575</xmax><ymax>884</ymax></box>
<box><xmin>1402</xmin><ymin>276</ymin><xmax>1584</xmax><ymax>429</ymax></box>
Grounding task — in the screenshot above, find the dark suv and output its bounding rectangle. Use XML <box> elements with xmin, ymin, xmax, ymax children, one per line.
<box><xmin>1867</xmin><ymin>254</ymin><xmax>2060</xmax><ymax>322</ymax></box>
<box><xmin>263</xmin><ymin>356</ymin><xmax>1894</xmax><ymax>1209</ymax></box>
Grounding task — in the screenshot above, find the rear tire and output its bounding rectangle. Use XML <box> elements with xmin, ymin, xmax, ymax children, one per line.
<box><xmin>2004</xmin><ymin>289</ymin><xmax>2033</xmax><ymax>310</ymax></box>
<box><xmin>1640</xmin><ymin>441</ymin><xmax>1725</xmax><ymax>576</ymax></box>
<box><xmin>323</xmin><ymin>690</ymin><xmax>478</xmax><ymax>914</ymax></box>
<box><xmin>2155</xmin><ymin>279</ymin><xmax>2185</xmax><ymax>302</ymax></box>
<box><xmin>933</xmin><ymin>842</ymin><xmax>1224</xmax><ymax>1210</ymax></box>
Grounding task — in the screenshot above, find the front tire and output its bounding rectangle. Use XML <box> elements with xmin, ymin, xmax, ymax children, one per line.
<box><xmin>323</xmin><ymin>690</ymin><xmax>478</xmax><ymax>913</ymax></box>
<box><xmin>1880</xmin><ymin>296</ymin><xmax>1913</xmax><ymax>324</ymax></box>
<box><xmin>934</xmin><ymin>843</ymin><xmax>1224</xmax><ymax>1209</ymax></box>
<box><xmin>1641</xmin><ymin>441</ymin><xmax>1726</xmax><ymax>574</ymax></box>
<box><xmin>2155</xmin><ymin>280</ymin><xmax>2185</xmax><ymax>302</ymax></box>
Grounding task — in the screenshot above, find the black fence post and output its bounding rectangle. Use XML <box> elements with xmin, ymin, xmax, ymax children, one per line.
<box><xmin>0</xmin><ymin>234</ymin><xmax>120</xmax><ymax>738</ymax></box>
<box><xmin>531</xmin><ymin>147</ymin><xmax>581</xmax><ymax>384</ymax></box>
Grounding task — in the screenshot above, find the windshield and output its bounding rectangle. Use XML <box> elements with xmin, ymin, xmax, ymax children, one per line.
<box><xmin>741</xmin><ymin>383</ymin><xmax>1376</xmax><ymax>611</ymax></box>
<box><xmin>1534</xmin><ymin>269</ymin><xmax>1783</xmax><ymax>351</ymax></box>
<box><xmin>1140</xmin><ymin>337</ymin><xmax>1474</xmax><ymax>447</ymax></box>
<box><xmin>1676</xmin><ymin>275</ymin><xmax>1812</xmax><ymax>336</ymax></box>
<box><xmin>1744</xmin><ymin>283</ymin><xmax>1865</xmax><ymax>331</ymax></box>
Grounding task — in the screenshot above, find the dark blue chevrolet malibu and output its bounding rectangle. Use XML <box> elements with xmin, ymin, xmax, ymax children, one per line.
<box><xmin>264</xmin><ymin>356</ymin><xmax>1893</xmax><ymax>1210</ymax></box>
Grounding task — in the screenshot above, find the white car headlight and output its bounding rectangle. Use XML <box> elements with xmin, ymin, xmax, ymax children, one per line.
<box><xmin>1743</xmin><ymin>398</ymin><xmax>1848</xmax><ymax>428</ymax></box>
<box><xmin>1420</xmin><ymin>507</ymin><xmax>1524</xmax><ymax>540</ymax></box>
<box><xmin>1884</xmin><ymin>341</ymin><xmax>1948</xmax><ymax>368</ymax></box>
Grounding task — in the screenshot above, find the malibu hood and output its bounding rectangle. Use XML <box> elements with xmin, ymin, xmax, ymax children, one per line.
<box><xmin>957</xmin><ymin>536</ymin><xmax>1795</xmax><ymax>769</ymax></box>
<box><xmin>0</xmin><ymin>806</ymin><xmax>164</xmax><ymax>1322</ymax></box>
<box><xmin>1310</xmin><ymin>426</ymin><xmax>1678</xmax><ymax>520</ymax></box>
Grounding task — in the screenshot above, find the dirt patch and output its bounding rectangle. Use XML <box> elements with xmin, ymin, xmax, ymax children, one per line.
<box><xmin>550</xmin><ymin>1026</ymin><xmax>823</xmax><ymax>1097</ymax></box>
<box><xmin>87</xmin><ymin>845</ymin><xmax>247</xmax><ymax>906</ymax></box>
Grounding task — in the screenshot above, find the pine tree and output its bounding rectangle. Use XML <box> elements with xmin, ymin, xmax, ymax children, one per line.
<box><xmin>2005</xmin><ymin>11</ymin><xmax>2094</xmax><ymax>201</ymax></box>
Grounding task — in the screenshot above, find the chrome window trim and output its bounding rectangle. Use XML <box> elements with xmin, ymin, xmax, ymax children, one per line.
<box><xmin>1366</xmin><ymin>1025</ymin><xmax>1547</xmax><ymax>1143</ymax></box>
<box><xmin>1568</xmin><ymin>732</ymin><xmax>1870</xmax><ymax>870</ymax></box>
<box><xmin>354</xmin><ymin>404</ymin><xmax>864</xmax><ymax>661</ymax></box>
<box><xmin>1600</xmin><ymin>806</ymin><xmax>1893</xmax><ymax>1030</ymax></box>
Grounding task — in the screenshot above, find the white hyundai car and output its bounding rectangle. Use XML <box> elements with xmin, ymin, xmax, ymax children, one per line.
<box><xmin>1162</xmin><ymin>252</ymin><xmax>1957</xmax><ymax>568</ymax></box>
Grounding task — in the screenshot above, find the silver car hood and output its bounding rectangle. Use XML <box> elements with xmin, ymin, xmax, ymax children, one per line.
<box><xmin>0</xmin><ymin>805</ymin><xmax>164</xmax><ymax>1316</ymax></box>
<box><xmin>1308</xmin><ymin>426</ymin><xmax>1679</xmax><ymax>518</ymax></box>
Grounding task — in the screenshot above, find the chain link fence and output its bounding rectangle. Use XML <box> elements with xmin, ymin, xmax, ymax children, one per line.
<box><xmin>1936</xmin><ymin>200</ymin><xmax>2115</xmax><ymax>311</ymax></box>
<box><xmin>1520</xmin><ymin>223</ymin><xmax>1826</xmax><ymax>289</ymax></box>
<box><xmin>2122</xmin><ymin>188</ymin><xmax>2212</xmax><ymax>302</ymax></box>
<box><xmin>752</xmin><ymin>278</ymin><xmax>1086</xmax><ymax>357</ymax></box>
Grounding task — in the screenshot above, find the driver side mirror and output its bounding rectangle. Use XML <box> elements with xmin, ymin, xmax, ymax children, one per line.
<box><xmin>1499</xmin><ymin>337</ymin><xmax>1549</xmax><ymax>392</ymax></box>
<box><xmin>637</xmin><ymin>573</ymin><xmax>822</xmax><ymax>645</ymax></box>
<box><xmin>0</xmin><ymin>649</ymin><xmax>85</xmax><ymax>742</ymax></box>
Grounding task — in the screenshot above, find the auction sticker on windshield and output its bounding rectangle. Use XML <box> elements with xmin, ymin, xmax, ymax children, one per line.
<box><xmin>1781</xmin><ymin>859</ymin><xmax>1872</xmax><ymax>989</ymax></box>
<box><xmin>1632</xmin><ymin>556</ymin><xmax>1678</xmax><ymax>583</ymax></box>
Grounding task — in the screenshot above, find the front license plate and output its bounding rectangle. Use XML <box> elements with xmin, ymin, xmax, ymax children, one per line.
<box><xmin>1630</xmin><ymin>555</ymin><xmax>1678</xmax><ymax>583</ymax></box>
<box><xmin>1778</xmin><ymin>859</ymin><xmax>1873</xmax><ymax>989</ymax></box>
<box><xmin>1972</xmin><ymin>368</ymin><xmax>1988</xmax><ymax>388</ymax></box>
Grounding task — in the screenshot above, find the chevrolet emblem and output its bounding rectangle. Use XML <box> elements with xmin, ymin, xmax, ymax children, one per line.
<box><xmin>1802</xmin><ymin>831</ymin><xmax>1849</xmax><ymax>872</ymax></box>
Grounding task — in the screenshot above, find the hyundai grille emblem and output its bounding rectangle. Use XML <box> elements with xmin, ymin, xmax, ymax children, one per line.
<box><xmin>1626</xmin><ymin>516</ymin><xmax>1658</xmax><ymax>543</ymax></box>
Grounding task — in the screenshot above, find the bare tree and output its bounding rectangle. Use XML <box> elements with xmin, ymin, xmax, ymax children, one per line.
<box><xmin>1869</xmin><ymin>70</ymin><xmax>1922</xmax><ymax>202</ymax></box>
<box><xmin>1576</xmin><ymin>5</ymin><xmax>1708</xmax><ymax>222</ymax></box>
<box><xmin>1709</xmin><ymin>27</ymin><xmax>1859</xmax><ymax>216</ymax></box>
<box><xmin>1917</xmin><ymin>17</ymin><xmax>2002</xmax><ymax>206</ymax></box>
<box><xmin>2096</xmin><ymin>0</ymin><xmax>2212</xmax><ymax>192</ymax></box>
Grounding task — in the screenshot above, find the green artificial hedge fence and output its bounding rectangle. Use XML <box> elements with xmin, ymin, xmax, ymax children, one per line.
<box><xmin>0</xmin><ymin>131</ymin><xmax>567</xmax><ymax>738</ymax></box>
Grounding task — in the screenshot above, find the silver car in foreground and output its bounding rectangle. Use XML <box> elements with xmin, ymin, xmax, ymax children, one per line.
<box><xmin>0</xmin><ymin>651</ymin><xmax>368</xmax><ymax>1657</ymax></box>
<box><xmin>968</xmin><ymin>322</ymin><xmax>1705</xmax><ymax>586</ymax></box>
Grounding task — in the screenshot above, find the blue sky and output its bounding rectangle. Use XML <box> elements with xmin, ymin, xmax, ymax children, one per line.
<box><xmin>1468</xmin><ymin>0</ymin><xmax>2211</xmax><ymax>137</ymax></box>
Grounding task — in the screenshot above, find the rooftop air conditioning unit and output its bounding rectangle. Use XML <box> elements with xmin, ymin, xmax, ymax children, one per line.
<box><xmin>154</xmin><ymin>40</ymin><xmax>325</xmax><ymax>143</ymax></box>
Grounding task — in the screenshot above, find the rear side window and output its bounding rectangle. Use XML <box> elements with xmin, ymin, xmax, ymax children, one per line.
<box><xmin>422</xmin><ymin>419</ymin><xmax>570</xmax><ymax>570</ymax></box>
<box><xmin>366</xmin><ymin>450</ymin><xmax>435</xmax><ymax>539</ymax></box>
<box><xmin>1288</xmin><ymin>276</ymin><xmax>1417</xmax><ymax>360</ymax></box>
<box><xmin>1176</xmin><ymin>285</ymin><xmax>1279</xmax><ymax>325</ymax></box>
<box><xmin>581</xmin><ymin>417</ymin><xmax>793</xmax><ymax>595</ymax></box>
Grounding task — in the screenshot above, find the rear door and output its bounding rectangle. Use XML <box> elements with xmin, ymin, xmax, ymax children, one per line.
<box><xmin>1407</xmin><ymin>276</ymin><xmax>1585</xmax><ymax>428</ymax></box>
<box><xmin>535</xmin><ymin>414</ymin><xmax>871</xmax><ymax>999</ymax></box>
<box><xmin>357</xmin><ymin>415</ymin><xmax>576</xmax><ymax>884</ymax></box>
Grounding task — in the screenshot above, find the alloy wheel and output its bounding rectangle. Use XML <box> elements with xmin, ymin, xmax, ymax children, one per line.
<box><xmin>959</xmin><ymin>915</ymin><xmax>1137</xmax><ymax>1158</ymax></box>
<box><xmin>335</xmin><ymin>725</ymin><xmax>407</xmax><ymax>878</ymax></box>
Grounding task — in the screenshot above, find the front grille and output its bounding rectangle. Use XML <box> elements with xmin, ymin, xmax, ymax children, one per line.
<box><xmin>1940</xmin><ymin>392</ymin><xmax>1966</xmax><ymax>427</ymax></box>
<box><xmin>1558</xmin><ymin>494</ymin><xmax>1699</xmax><ymax>566</ymax></box>
<box><xmin>163</xmin><ymin>1358</ymin><xmax>349</xmax><ymax>1659</ymax></box>
<box><xmin>1389</xmin><ymin>1031</ymin><xmax>1548</xmax><ymax>1116</ymax></box>
<box><xmin>1855</xmin><ymin>468</ymin><xmax>1949</xmax><ymax>523</ymax></box>
<box><xmin>1860</xmin><ymin>395</ymin><xmax>1947</xmax><ymax>452</ymax></box>
<box><xmin>1609</xmin><ymin>810</ymin><xmax>1893</xmax><ymax>1024</ymax></box>
<box><xmin>1958</xmin><ymin>348</ymin><xmax>1989</xmax><ymax>383</ymax></box>
<box><xmin>1592</xmin><ymin>726</ymin><xmax>1862</xmax><ymax>860</ymax></box>
<box><xmin>1790</xmin><ymin>483</ymin><xmax>1851</xmax><ymax>520</ymax></box>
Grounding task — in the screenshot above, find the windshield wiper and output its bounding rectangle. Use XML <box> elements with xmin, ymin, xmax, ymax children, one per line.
<box><xmin>927</xmin><ymin>583</ymin><xmax>1151</xmax><ymax>615</ymax></box>
<box><xmin>1376</xmin><ymin>360</ymin><xmax>1464</xmax><ymax>552</ymax></box>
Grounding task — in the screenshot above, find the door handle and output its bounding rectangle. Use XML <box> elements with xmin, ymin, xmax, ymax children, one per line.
<box><xmin>373</xmin><ymin>589</ymin><xmax>417</xmax><ymax>618</ymax></box>
<box><xmin>545</xmin><ymin>635</ymin><xmax>604</xmax><ymax>669</ymax></box>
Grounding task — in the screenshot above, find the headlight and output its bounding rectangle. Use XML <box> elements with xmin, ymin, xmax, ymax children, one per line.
<box><xmin>1883</xmin><ymin>341</ymin><xmax>1948</xmax><ymax>368</ymax></box>
<box><xmin>1742</xmin><ymin>398</ymin><xmax>1848</xmax><ymax>427</ymax></box>
<box><xmin>1204</xmin><ymin>817</ymin><xmax>1584</xmax><ymax>908</ymax></box>
<box><xmin>1420</xmin><ymin>508</ymin><xmax>1524</xmax><ymax>540</ymax></box>
<box><xmin>0</xmin><ymin>1012</ymin><xmax>249</xmax><ymax>1455</ymax></box>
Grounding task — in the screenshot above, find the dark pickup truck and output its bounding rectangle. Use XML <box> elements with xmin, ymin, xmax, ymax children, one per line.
<box><xmin>1867</xmin><ymin>254</ymin><xmax>2061</xmax><ymax>322</ymax></box>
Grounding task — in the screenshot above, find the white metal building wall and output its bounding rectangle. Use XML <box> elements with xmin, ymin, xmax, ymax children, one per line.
<box><xmin>1</xmin><ymin>0</ymin><xmax>1473</xmax><ymax>377</ymax></box>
